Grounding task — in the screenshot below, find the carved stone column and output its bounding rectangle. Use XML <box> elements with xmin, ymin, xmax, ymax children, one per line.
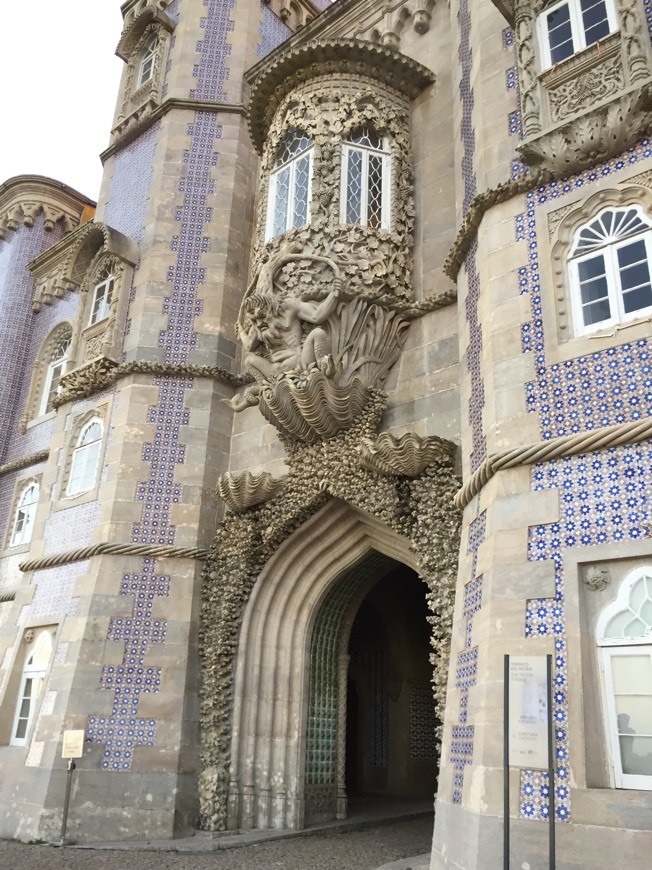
<box><xmin>514</xmin><ymin>0</ymin><xmax>541</xmax><ymax>138</ymax></box>
<box><xmin>336</xmin><ymin>652</ymin><xmax>350</xmax><ymax>820</ymax></box>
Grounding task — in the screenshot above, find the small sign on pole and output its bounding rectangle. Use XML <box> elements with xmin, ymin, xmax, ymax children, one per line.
<box><xmin>504</xmin><ymin>655</ymin><xmax>556</xmax><ymax>870</ymax></box>
<box><xmin>59</xmin><ymin>729</ymin><xmax>84</xmax><ymax>846</ymax></box>
<box><xmin>508</xmin><ymin>656</ymin><xmax>549</xmax><ymax>770</ymax></box>
<box><xmin>62</xmin><ymin>730</ymin><xmax>85</xmax><ymax>759</ymax></box>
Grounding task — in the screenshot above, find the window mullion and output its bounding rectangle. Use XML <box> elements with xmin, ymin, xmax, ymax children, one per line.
<box><xmin>361</xmin><ymin>149</ymin><xmax>369</xmax><ymax>228</ymax></box>
<box><xmin>569</xmin><ymin>0</ymin><xmax>584</xmax><ymax>51</ymax></box>
<box><xmin>604</xmin><ymin>247</ymin><xmax>624</xmax><ymax>323</ymax></box>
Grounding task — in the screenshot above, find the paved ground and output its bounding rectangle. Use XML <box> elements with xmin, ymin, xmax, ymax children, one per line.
<box><xmin>0</xmin><ymin>816</ymin><xmax>432</xmax><ymax>870</ymax></box>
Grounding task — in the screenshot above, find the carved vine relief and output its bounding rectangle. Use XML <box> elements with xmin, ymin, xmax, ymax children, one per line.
<box><xmin>229</xmin><ymin>75</ymin><xmax>414</xmax><ymax>440</ymax></box>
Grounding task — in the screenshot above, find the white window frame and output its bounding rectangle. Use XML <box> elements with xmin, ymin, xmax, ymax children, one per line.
<box><xmin>265</xmin><ymin>137</ymin><xmax>314</xmax><ymax>242</ymax></box>
<box><xmin>10</xmin><ymin>631</ymin><xmax>53</xmax><ymax>747</ymax></box>
<box><xmin>89</xmin><ymin>275</ymin><xmax>114</xmax><ymax>326</ymax></box>
<box><xmin>39</xmin><ymin>336</ymin><xmax>70</xmax><ymax>417</ymax></box>
<box><xmin>67</xmin><ymin>419</ymin><xmax>103</xmax><ymax>497</ymax></box>
<box><xmin>340</xmin><ymin>136</ymin><xmax>392</xmax><ymax>230</ymax></box>
<box><xmin>600</xmin><ymin>646</ymin><xmax>652</xmax><ymax>790</ymax></box>
<box><xmin>597</xmin><ymin>566</ymin><xmax>652</xmax><ymax>790</ymax></box>
<box><xmin>138</xmin><ymin>35</ymin><xmax>158</xmax><ymax>89</ymax></box>
<box><xmin>569</xmin><ymin>208</ymin><xmax>652</xmax><ymax>336</ymax></box>
<box><xmin>537</xmin><ymin>0</ymin><xmax>618</xmax><ymax>70</ymax></box>
<box><xmin>10</xmin><ymin>481</ymin><xmax>39</xmax><ymax>548</ymax></box>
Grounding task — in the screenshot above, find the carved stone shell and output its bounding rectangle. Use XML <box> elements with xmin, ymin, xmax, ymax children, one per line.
<box><xmin>357</xmin><ymin>432</ymin><xmax>456</xmax><ymax>477</ymax></box>
<box><xmin>258</xmin><ymin>369</ymin><xmax>371</xmax><ymax>443</ymax></box>
<box><xmin>217</xmin><ymin>471</ymin><xmax>286</xmax><ymax>513</ymax></box>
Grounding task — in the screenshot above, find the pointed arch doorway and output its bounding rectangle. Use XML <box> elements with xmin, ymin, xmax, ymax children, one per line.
<box><xmin>227</xmin><ymin>500</ymin><xmax>439</xmax><ymax>832</ymax></box>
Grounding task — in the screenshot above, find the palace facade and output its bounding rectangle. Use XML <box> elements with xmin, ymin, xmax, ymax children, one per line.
<box><xmin>1</xmin><ymin>0</ymin><xmax>652</xmax><ymax>866</ymax></box>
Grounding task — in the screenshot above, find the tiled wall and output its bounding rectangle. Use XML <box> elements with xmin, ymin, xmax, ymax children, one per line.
<box><xmin>87</xmin><ymin>0</ymin><xmax>235</xmax><ymax>771</ymax></box>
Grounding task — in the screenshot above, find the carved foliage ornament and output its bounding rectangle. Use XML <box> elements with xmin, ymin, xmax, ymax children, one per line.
<box><xmin>518</xmin><ymin>85</ymin><xmax>652</xmax><ymax>176</ymax></box>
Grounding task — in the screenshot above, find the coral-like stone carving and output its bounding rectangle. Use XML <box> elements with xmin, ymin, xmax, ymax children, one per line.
<box><xmin>584</xmin><ymin>566</ymin><xmax>611</xmax><ymax>592</ymax></box>
<box><xmin>358</xmin><ymin>432</ymin><xmax>456</xmax><ymax>477</ymax></box>
<box><xmin>258</xmin><ymin>369</ymin><xmax>372</xmax><ymax>442</ymax></box>
<box><xmin>217</xmin><ymin>471</ymin><xmax>287</xmax><ymax>513</ymax></box>
<box><xmin>54</xmin><ymin>356</ymin><xmax>119</xmax><ymax>408</ymax></box>
<box><xmin>518</xmin><ymin>86</ymin><xmax>652</xmax><ymax>175</ymax></box>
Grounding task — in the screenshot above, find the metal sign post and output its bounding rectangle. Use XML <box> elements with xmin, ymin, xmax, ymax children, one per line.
<box><xmin>504</xmin><ymin>655</ymin><xmax>556</xmax><ymax>870</ymax></box>
<box><xmin>58</xmin><ymin>729</ymin><xmax>84</xmax><ymax>846</ymax></box>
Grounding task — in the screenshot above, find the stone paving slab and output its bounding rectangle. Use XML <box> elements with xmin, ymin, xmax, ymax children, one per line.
<box><xmin>0</xmin><ymin>816</ymin><xmax>433</xmax><ymax>869</ymax></box>
<box><xmin>373</xmin><ymin>853</ymin><xmax>430</xmax><ymax>870</ymax></box>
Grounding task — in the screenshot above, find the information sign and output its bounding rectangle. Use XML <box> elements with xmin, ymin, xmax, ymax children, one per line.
<box><xmin>507</xmin><ymin>656</ymin><xmax>549</xmax><ymax>770</ymax></box>
<box><xmin>62</xmin><ymin>730</ymin><xmax>85</xmax><ymax>759</ymax></box>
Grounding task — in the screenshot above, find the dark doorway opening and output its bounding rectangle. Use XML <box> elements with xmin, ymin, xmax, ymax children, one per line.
<box><xmin>346</xmin><ymin>564</ymin><xmax>439</xmax><ymax>801</ymax></box>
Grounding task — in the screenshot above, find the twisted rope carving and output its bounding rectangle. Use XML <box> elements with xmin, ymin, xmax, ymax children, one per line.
<box><xmin>455</xmin><ymin>416</ymin><xmax>652</xmax><ymax>508</ymax></box>
<box><xmin>0</xmin><ymin>449</ymin><xmax>49</xmax><ymax>478</ymax></box>
<box><xmin>19</xmin><ymin>541</ymin><xmax>208</xmax><ymax>573</ymax></box>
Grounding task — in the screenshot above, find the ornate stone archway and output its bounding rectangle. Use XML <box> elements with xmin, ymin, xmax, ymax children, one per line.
<box><xmin>198</xmin><ymin>402</ymin><xmax>462</xmax><ymax>833</ymax></box>
<box><xmin>226</xmin><ymin>501</ymin><xmax>415</xmax><ymax>831</ymax></box>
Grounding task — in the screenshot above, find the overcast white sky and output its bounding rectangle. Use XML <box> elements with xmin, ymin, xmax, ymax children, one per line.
<box><xmin>1</xmin><ymin>2</ymin><xmax>124</xmax><ymax>201</ymax></box>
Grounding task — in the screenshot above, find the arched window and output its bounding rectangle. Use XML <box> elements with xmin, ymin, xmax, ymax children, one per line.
<box><xmin>266</xmin><ymin>130</ymin><xmax>313</xmax><ymax>240</ymax></box>
<box><xmin>138</xmin><ymin>35</ymin><xmax>158</xmax><ymax>88</ymax></box>
<box><xmin>341</xmin><ymin>128</ymin><xmax>391</xmax><ymax>230</ymax></box>
<box><xmin>569</xmin><ymin>206</ymin><xmax>652</xmax><ymax>335</ymax></box>
<box><xmin>597</xmin><ymin>567</ymin><xmax>652</xmax><ymax>790</ymax></box>
<box><xmin>11</xmin><ymin>630</ymin><xmax>53</xmax><ymax>746</ymax></box>
<box><xmin>39</xmin><ymin>329</ymin><xmax>71</xmax><ymax>416</ymax></box>
<box><xmin>10</xmin><ymin>481</ymin><xmax>39</xmax><ymax>548</ymax></box>
<box><xmin>537</xmin><ymin>0</ymin><xmax>618</xmax><ymax>69</ymax></box>
<box><xmin>89</xmin><ymin>269</ymin><xmax>115</xmax><ymax>326</ymax></box>
<box><xmin>67</xmin><ymin>419</ymin><xmax>103</xmax><ymax>496</ymax></box>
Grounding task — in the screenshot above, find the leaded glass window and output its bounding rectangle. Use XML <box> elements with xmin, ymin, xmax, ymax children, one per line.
<box><xmin>598</xmin><ymin>568</ymin><xmax>652</xmax><ymax>790</ymax></box>
<box><xmin>569</xmin><ymin>207</ymin><xmax>652</xmax><ymax>334</ymax></box>
<box><xmin>341</xmin><ymin>128</ymin><xmax>391</xmax><ymax>230</ymax></box>
<box><xmin>67</xmin><ymin>419</ymin><xmax>103</xmax><ymax>496</ymax></box>
<box><xmin>266</xmin><ymin>130</ymin><xmax>313</xmax><ymax>240</ymax></box>
<box><xmin>538</xmin><ymin>0</ymin><xmax>617</xmax><ymax>69</ymax></box>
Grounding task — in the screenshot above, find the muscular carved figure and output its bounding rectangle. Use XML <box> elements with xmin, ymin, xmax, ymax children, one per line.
<box><xmin>239</xmin><ymin>279</ymin><xmax>341</xmax><ymax>384</ymax></box>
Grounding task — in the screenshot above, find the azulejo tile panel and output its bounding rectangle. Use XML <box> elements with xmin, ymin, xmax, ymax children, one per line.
<box><xmin>88</xmin><ymin>3</ymin><xmax>234</xmax><ymax>771</ymax></box>
<box><xmin>450</xmin><ymin>511</ymin><xmax>485</xmax><ymax>804</ymax></box>
<box><xmin>257</xmin><ymin>2</ymin><xmax>292</xmax><ymax>58</ymax></box>
<box><xmin>516</xmin><ymin>139</ymin><xmax>652</xmax><ymax>822</ymax></box>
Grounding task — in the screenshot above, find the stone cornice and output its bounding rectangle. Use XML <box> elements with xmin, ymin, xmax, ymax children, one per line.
<box><xmin>489</xmin><ymin>0</ymin><xmax>514</xmax><ymax>24</ymax></box>
<box><xmin>0</xmin><ymin>175</ymin><xmax>94</xmax><ymax>242</ymax></box>
<box><xmin>100</xmin><ymin>98</ymin><xmax>246</xmax><ymax>162</ymax></box>
<box><xmin>246</xmin><ymin>37</ymin><xmax>435</xmax><ymax>153</ymax></box>
<box><xmin>0</xmin><ymin>449</ymin><xmax>50</xmax><ymax>479</ymax></box>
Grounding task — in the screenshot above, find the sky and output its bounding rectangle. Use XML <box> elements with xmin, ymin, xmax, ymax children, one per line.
<box><xmin>1</xmin><ymin>3</ymin><xmax>124</xmax><ymax>201</ymax></box>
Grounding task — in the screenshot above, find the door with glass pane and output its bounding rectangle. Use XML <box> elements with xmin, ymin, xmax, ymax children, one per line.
<box><xmin>602</xmin><ymin>646</ymin><xmax>652</xmax><ymax>789</ymax></box>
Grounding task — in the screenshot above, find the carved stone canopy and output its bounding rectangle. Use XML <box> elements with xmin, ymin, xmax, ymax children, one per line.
<box><xmin>28</xmin><ymin>221</ymin><xmax>139</xmax><ymax>311</ymax></box>
<box><xmin>246</xmin><ymin>38</ymin><xmax>435</xmax><ymax>153</ymax></box>
<box><xmin>117</xmin><ymin>0</ymin><xmax>176</xmax><ymax>60</ymax></box>
<box><xmin>0</xmin><ymin>175</ymin><xmax>94</xmax><ymax>242</ymax></box>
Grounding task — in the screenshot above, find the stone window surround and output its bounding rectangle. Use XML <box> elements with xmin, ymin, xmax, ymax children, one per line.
<box><xmin>0</xmin><ymin>622</ymin><xmax>58</xmax><ymax>750</ymax></box>
<box><xmin>535</xmin><ymin>0</ymin><xmax>619</xmax><ymax>71</ymax></box>
<box><xmin>568</xmin><ymin>204</ymin><xmax>652</xmax><ymax>336</ymax></box>
<box><xmin>2</xmin><ymin>474</ymin><xmax>42</xmax><ymax>556</ymax></box>
<box><xmin>543</xmin><ymin>184</ymin><xmax>652</xmax><ymax>351</ymax></box>
<box><xmin>20</xmin><ymin>321</ymin><xmax>74</xmax><ymax>434</ymax></box>
<box><xmin>114</xmin><ymin>23</ymin><xmax>171</xmax><ymax>128</ymax></box>
<box><xmin>53</xmin><ymin>400</ymin><xmax>111</xmax><ymax>512</ymax></box>
<box><xmin>257</xmin><ymin>113</ymin><xmax>402</xmax><ymax>250</ymax></box>
<box><xmin>514</xmin><ymin>0</ymin><xmax>652</xmax><ymax>169</ymax></box>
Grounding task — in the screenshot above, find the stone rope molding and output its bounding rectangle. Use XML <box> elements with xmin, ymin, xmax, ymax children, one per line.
<box><xmin>0</xmin><ymin>590</ymin><xmax>17</xmax><ymax>603</ymax></box>
<box><xmin>19</xmin><ymin>541</ymin><xmax>208</xmax><ymax>573</ymax></box>
<box><xmin>455</xmin><ymin>414</ymin><xmax>652</xmax><ymax>508</ymax></box>
<box><xmin>0</xmin><ymin>449</ymin><xmax>50</xmax><ymax>478</ymax></box>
